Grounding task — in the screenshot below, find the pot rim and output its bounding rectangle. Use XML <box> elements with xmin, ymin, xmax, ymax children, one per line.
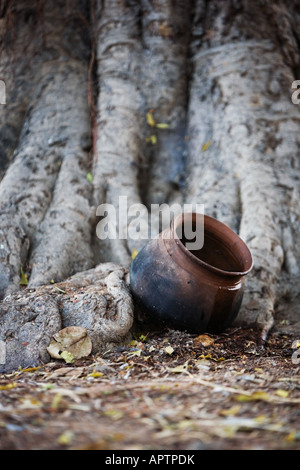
<box><xmin>171</xmin><ymin>212</ymin><xmax>253</xmax><ymax>277</ymax></box>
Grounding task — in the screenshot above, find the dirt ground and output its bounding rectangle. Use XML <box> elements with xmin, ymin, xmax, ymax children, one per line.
<box><xmin>0</xmin><ymin>323</ymin><xmax>300</xmax><ymax>451</ymax></box>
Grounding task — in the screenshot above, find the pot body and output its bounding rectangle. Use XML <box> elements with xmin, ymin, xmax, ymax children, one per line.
<box><xmin>130</xmin><ymin>213</ymin><xmax>253</xmax><ymax>334</ymax></box>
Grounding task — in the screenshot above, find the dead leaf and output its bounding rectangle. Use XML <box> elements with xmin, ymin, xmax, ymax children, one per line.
<box><xmin>155</xmin><ymin>123</ymin><xmax>170</xmax><ymax>129</ymax></box>
<box><xmin>57</xmin><ymin>431</ymin><xmax>74</xmax><ymax>445</ymax></box>
<box><xmin>169</xmin><ymin>360</ymin><xmax>190</xmax><ymax>374</ymax></box>
<box><xmin>236</xmin><ymin>391</ymin><xmax>271</xmax><ymax>402</ymax></box>
<box><xmin>146</xmin><ymin>112</ymin><xmax>156</xmax><ymax>127</ymax></box>
<box><xmin>20</xmin><ymin>267</ymin><xmax>28</xmax><ymax>286</ymax></box>
<box><xmin>219</xmin><ymin>405</ymin><xmax>241</xmax><ymax>416</ymax></box>
<box><xmin>201</xmin><ymin>141</ymin><xmax>211</xmax><ymax>151</ymax></box>
<box><xmin>60</xmin><ymin>351</ymin><xmax>75</xmax><ymax>364</ymax></box>
<box><xmin>164</xmin><ymin>346</ymin><xmax>174</xmax><ymax>355</ymax></box>
<box><xmin>0</xmin><ymin>382</ymin><xmax>18</xmax><ymax>390</ymax></box>
<box><xmin>194</xmin><ymin>334</ymin><xmax>214</xmax><ymax>347</ymax></box>
<box><xmin>104</xmin><ymin>409</ymin><xmax>124</xmax><ymax>420</ymax></box>
<box><xmin>86</xmin><ymin>172</ymin><xmax>93</xmax><ymax>183</ymax></box>
<box><xmin>47</xmin><ymin>326</ymin><xmax>92</xmax><ymax>361</ymax></box>
<box><xmin>145</xmin><ymin>135</ymin><xmax>157</xmax><ymax>145</ymax></box>
<box><xmin>275</xmin><ymin>389</ymin><xmax>289</xmax><ymax>398</ymax></box>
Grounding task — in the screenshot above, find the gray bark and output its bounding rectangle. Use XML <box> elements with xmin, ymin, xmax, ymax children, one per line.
<box><xmin>185</xmin><ymin>0</ymin><xmax>300</xmax><ymax>336</ymax></box>
<box><xmin>0</xmin><ymin>0</ymin><xmax>300</xmax><ymax>372</ymax></box>
<box><xmin>0</xmin><ymin>0</ymin><xmax>94</xmax><ymax>297</ymax></box>
<box><xmin>0</xmin><ymin>263</ymin><xmax>133</xmax><ymax>373</ymax></box>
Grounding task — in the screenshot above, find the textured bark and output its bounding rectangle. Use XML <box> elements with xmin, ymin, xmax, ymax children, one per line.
<box><xmin>0</xmin><ymin>0</ymin><xmax>299</xmax><ymax>351</ymax></box>
<box><xmin>0</xmin><ymin>263</ymin><xmax>133</xmax><ymax>373</ymax></box>
<box><xmin>185</xmin><ymin>0</ymin><xmax>300</xmax><ymax>336</ymax></box>
<box><xmin>140</xmin><ymin>0</ymin><xmax>190</xmax><ymax>207</ymax></box>
<box><xmin>0</xmin><ymin>0</ymin><xmax>94</xmax><ymax>297</ymax></box>
<box><xmin>0</xmin><ymin>1</ymin><xmax>41</xmax><ymax>176</ymax></box>
<box><xmin>92</xmin><ymin>0</ymin><xmax>146</xmax><ymax>265</ymax></box>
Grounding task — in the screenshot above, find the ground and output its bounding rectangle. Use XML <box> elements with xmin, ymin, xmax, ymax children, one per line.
<box><xmin>0</xmin><ymin>325</ymin><xmax>299</xmax><ymax>451</ymax></box>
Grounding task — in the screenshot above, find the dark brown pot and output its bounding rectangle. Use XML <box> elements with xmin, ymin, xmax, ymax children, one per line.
<box><xmin>130</xmin><ymin>212</ymin><xmax>253</xmax><ymax>333</ymax></box>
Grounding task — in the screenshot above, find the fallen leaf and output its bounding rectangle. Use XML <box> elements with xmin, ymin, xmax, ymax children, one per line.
<box><xmin>145</xmin><ymin>135</ymin><xmax>157</xmax><ymax>145</ymax></box>
<box><xmin>155</xmin><ymin>123</ymin><xmax>170</xmax><ymax>129</ymax></box>
<box><xmin>164</xmin><ymin>346</ymin><xmax>174</xmax><ymax>355</ymax></box>
<box><xmin>60</xmin><ymin>351</ymin><xmax>75</xmax><ymax>364</ymax></box>
<box><xmin>88</xmin><ymin>371</ymin><xmax>103</xmax><ymax>378</ymax></box>
<box><xmin>57</xmin><ymin>431</ymin><xmax>74</xmax><ymax>445</ymax></box>
<box><xmin>194</xmin><ymin>334</ymin><xmax>214</xmax><ymax>347</ymax></box>
<box><xmin>86</xmin><ymin>172</ymin><xmax>93</xmax><ymax>183</ymax></box>
<box><xmin>146</xmin><ymin>112</ymin><xmax>156</xmax><ymax>127</ymax></box>
<box><xmin>21</xmin><ymin>366</ymin><xmax>43</xmax><ymax>373</ymax></box>
<box><xmin>201</xmin><ymin>141</ymin><xmax>211</xmax><ymax>151</ymax></box>
<box><xmin>104</xmin><ymin>409</ymin><xmax>124</xmax><ymax>420</ymax></box>
<box><xmin>20</xmin><ymin>267</ymin><xmax>28</xmax><ymax>286</ymax></box>
<box><xmin>52</xmin><ymin>286</ymin><xmax>67</xmax><ymax>294</ymax></box>
<box><xmin>169</xmin><ymin>360</ymin><xmax>190</xmax><ymax>374</ymax></box>
<box><xmin>219</xmin><ymin>405</ymin><xmax>241</xmax><ymax>416</ymax></box>
<box><xmin>158</xmin><ymin>22</ymin><xmax>172</xmax><ymax>37</ymax></box>
<box><xmin>275</xmin><ymin>389</ymin><xmax>289</xmax><ymax>398</ymax></box>
<box><xmin>19</xmin><ymin>397</ymin><xmax>42</xmax><ymax>409</ymax></box>
<box><xmin>131</xmin><ymin>248</ymin><xmax>138</xmax><ymax>260</ymax></box>
<box><xmin>0</xmin><ymin>382</ymin><xmax>17</xmax><ymax>390</ymax></box>
<box><xmin>47</xmin><ymin>326</ymin><xmax>92</xmax><ymax>361</ymax></box>
<box><xmin>236</xmin><ymin>391</ymin><xmax>271</xmax><ymax>402</ymax></box>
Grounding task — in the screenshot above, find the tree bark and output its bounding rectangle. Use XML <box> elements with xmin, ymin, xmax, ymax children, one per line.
<box><xmin>0</xmin><ymin>0</ymin><xmax>94</xmax><ymax>297</ymax></box>
<box><xmin>185</xmin><ymin>0</ymin><xmax>300</xmax><ymax>337</ymax></box>
<box><xmin>0</xmin><ymin>0</ymin><xmax>300</xmax><ymax>362</ymax></box>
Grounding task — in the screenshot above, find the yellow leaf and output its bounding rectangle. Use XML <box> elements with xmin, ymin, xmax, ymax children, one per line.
<box><xmin>20</xmin><ymin>267</ymin><xmax>28</xmax><ymax>286</ymax></box>
<box><xmin>164</xmin><ymin>346</ymin><xmax>174</xmax><ymax>355</ymax></box>
<box><xmin>236</xmin><ymin>391</ymin><xmax>270</xmax><ymax>402</ymax></box>
<box><xmin>131</xmin><ymin>248</ymin><xmax>138</xmax><ymax>260</ymax></box>
<box><xmin>127</xmin><ymin>349</ymin><xmax>142</xmax><ymax>358</ymax></box>
<box><xmin>88</xmin><ymin>371</ymin><xmax>103</xmax><ymax>378</ymax></box>
<box><xmin>155</xmin><ymin>123</ymin><xmax>170</xmax><ymax>129</ymax></box>
<box><xmin>57</xmin><ymin>431</ymin><xmax>74</xmax><ymax>445</ymax></box>
<box><xmin>145</xmin><ymin>135</ymin><xmax>157</xmax><ymax>145</ymax></box>
<box><xmin>146</xmin><ymin>112</ymin><xmax>156</xmax><ymax>127</ymax></box>
<box><xmin>21</xmin><ymin>366</ymin><xmax>42</xmax><ymax>373</ymax></box>
<box><xmin>51</xmin><ymin>393</ymin><xmax>62</xmax><ymax>410</ymax></box>
<box><xmin>219</xmin><ymin>405</ymin><xmax>241</xmax><ymax>416</ymax></box>
<box><xmin>53</xmin><ymin>286</ymin><xmax>67</xmax><ymax>294</ymax></box>
<box><xmin>86</xmin><ymin>172</ymin><xmax>93</xmax><ymax>183</ymax></box>
<box><xmin>60</xmin><ymin>351</ymin><xmax>75</xmax><ymax>364</ymax></box>
<box><xmin>285</xmin><ymin>430</ymin><xmax>297</xmax><ymax>442</ymax></box>
<box><xmin>201</xmin><ymin>141</ymin><xmax>211</xmax><ymax>151</ymax></box>
<box><xmin>0</xmin><ymin>382</ymin><xmax>17</xmax><ymax>390</ymax></box>
<box><xmin>275</xmin><ymin>389</ymin><xmax>289</xmax><ymax>398</ymax></box>
<box><xmin>104</xmin><ymin>409</ymin><xmax>124</xmax><ymax>420</ymax></box>
<box><xmin>254</xmin><ymin>414</ymin><xmax>269</xmax><ymax>424</ymax></box>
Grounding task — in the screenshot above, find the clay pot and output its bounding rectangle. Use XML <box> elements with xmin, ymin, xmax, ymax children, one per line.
<box><xmin>130</xmin><ymin>212</ymin><xmax>253</xmax><ymax>333</ymax></box>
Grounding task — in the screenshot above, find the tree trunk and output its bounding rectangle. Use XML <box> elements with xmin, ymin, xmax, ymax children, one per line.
<box><xmin>0</xmin><ymin>0</ymin><xmax>300</xmax><ymax>372</ymax></box>
<box><xmin>185</xmin><ymin>0</ymin><xmax>300</xmax><ymax>337</ymax></box>
<box><xmin>0</xmin><ymin>0</ymin><xmax>94</xmax><ymax>297</ymax></box>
